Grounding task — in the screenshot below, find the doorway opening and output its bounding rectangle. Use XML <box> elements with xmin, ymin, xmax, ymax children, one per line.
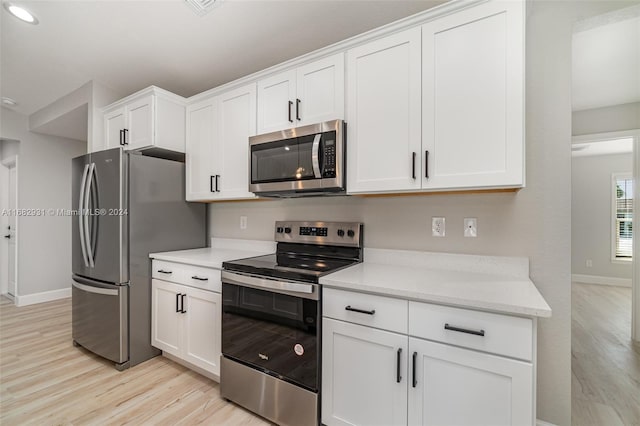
<box><xmin>0</xmin><ymin>139</ymin><xmax>19</xmax><ymax>302</ymax></box>
<box><xmin>571</xmin><ymin>4</ymin><xmax>640</xmax><ymax>424</ymax></box>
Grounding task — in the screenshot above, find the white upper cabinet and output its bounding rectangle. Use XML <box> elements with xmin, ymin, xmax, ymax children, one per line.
<box><xmin>346</xmin><ymin>28</ymin><xmax>422</xmax><ymax>193</ymax></box>
<box><xmin>186</xmin><ymin>98</ymin><xmax>220</xmax><ymax>201</ymax></box>
<box><xmin>102</xmin><ymin>87</ymin><xmax>186</xmax><ymax>153</ymax></box>
<box><xmin>421</xmin><ymin>0</ymin><xmax>525</xmax><ymax>189</ymax></box>
<box><xmin>186</xmin><ymin>83</ymin><xmax>257</xmax><ymax>201</ymax></box>
<box><xmin>257</xmin><ymin>53</ymin><xmax>344</xmax><ymax>134</ymax></box>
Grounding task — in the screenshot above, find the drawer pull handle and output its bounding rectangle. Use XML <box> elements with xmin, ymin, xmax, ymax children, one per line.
<box><xmin>157</xmin><ymin>270</ymin><xmax>172</xmax><ymax>274</ymax></box>
<box><xmin>396</xmin><ymin>348</ymin><xmax>402</xmax><ymax>383</ymax></box>
<box><xmin>444</xmin><ymin>323</ymin><xmax>485</xmax><ymax>337</ymax></box>
<box><xmin>345</xmin><ymin>305</ymin><xmax>375</xmax><ymax>315</ymax></box>
<box><xmin>191</xmin><ymin>276</ymin><xmax>209</xmax><ymax>281</ymax></box>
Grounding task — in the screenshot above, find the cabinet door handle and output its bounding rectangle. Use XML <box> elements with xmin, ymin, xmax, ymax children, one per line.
<box><xmin>210</xmin><ymin>176</ymin><xmax>215</xmax><ymax>192</ymax></box>
<box><xmin>215</xmin><ymin>175</ymin><xmax>221</xmax><ymax>192</ymax></box>
<box><xmin>288</xmin><ymin>100</ymin><xmax>294</xmax><ymax>123</ymax></box>
<box><xmin>425</xmin><ymin>150</ymin><xmax>429</xmax><ymax>179</ymax></box>
<box><xmin>412</xmin><ymin>152</ymin><xmax>416</xmax><ymax>179</ymax></box>
<box><xmin>157</xmin><ymin>269</ymin><xmax>172</xmax><ymax>274</ymax></box>
<box><xmin>412</xmin><ymin>351</ymin><xmax>417</xmax><ymax>388</ymax></box>
<box><xmin>296</xmin><ymin>98</ymin><xmax>301</xmax><ymax>121</ymax></box>
<box><xmin>345</xmin><ymin>305</ymin><xmax>375</xmax><ymax>315</ymax></box>
<box><xmin>123</xmin><ymin>128</ymin><xmax>129</xmax><ymax>145</ymax></box>
<box><xmin>180</xmin><ymin>294</ymin><xmax>187</xmax><ymax>314</ymax></box>
<box><xmin>119</xmin><ymin>129</ymin><xmax>124</xmax><ymax>146</ymax></box>
<box><xmin>444</xmin><ymin>323</ymin><xmax>485</xmax><ymax>336</ymax></box>
<box><xmin>191</xmin><ymin>276</ymin><xmax>208</xmax><ymax>281</ymax></box>
<box><xmin>396</xmin><ymin>348</ymin><xmax>402</xmax><ymax>383</ymax></box>
<box><xmin>175</xmin><ymin>293</ymin><xmax>181</xmax><ymax>313</ymax></box>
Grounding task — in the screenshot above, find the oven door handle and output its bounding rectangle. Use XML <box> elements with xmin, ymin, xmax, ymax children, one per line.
<box><xmin>311</xmin><ymin>133</ymin><xmax>322</xmax><ymax>178</ymax></box>
<box><xmin>222</xmin><ymin>271</ymin><xmax>316</xmax><ymax>296</ymax></box>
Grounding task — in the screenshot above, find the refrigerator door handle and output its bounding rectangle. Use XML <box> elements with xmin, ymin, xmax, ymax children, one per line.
<box><xmin>84</xmin><ymin>163</ymin><xmax>96</xmax><ymax>268</ymax></box>
<box><xmin>78</xmin><ymin>164</ymin><xmax>90</xmax><ymax>267</ymax></box>
<box><xmin>72</xmin><ymin>280</ymin><xmax>119</xmax><ymax>296</ymax></box>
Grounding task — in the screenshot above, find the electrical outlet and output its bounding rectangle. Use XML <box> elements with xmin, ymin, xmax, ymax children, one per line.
<box><xmin>240</xmin><ymin>216</ymin><xmax>247</xmax><ymax>230</ymax></box>
<box><xmin>586</xmin><ymin>259</ymin><xmax>593</xmax><ymax>268</ymax></box>
<box><xmin>432</xmin><ymin>217</ymin><xmax>445</xmax><ymax>237</ymax></box>
<box><xmin>464</xmin><ymin>218</ymin><xmax>477</xmax><ymax>237</ymax></box>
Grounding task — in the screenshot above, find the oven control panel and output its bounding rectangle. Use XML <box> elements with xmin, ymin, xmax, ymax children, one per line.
<box><xmin>275</xmin><ymin>221</ymin><xmax>363</xmax><ymax>247</ymax></box>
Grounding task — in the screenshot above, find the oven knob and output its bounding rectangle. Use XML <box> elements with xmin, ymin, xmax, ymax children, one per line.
<box><xmin>347</xmin><ymin>229</ymin><xmax>355</xmax><ymax>238</ymax></box>
<box><xmin>337</xmin><ymin>229</ymin><xmax>345</xmax><ymax>237</ymax></box>
<box><xmin>276</xmin><ymin>227</ymin><xmax>284</xmax><ymax>234</ymax></box>
<box><xmin>284</xmin><ymin>227</ymin><xmax>292</xmax><ymax>234</ymax></box>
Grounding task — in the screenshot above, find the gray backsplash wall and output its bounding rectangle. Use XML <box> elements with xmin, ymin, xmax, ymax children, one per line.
<box><xmin>208</xmin><ymin>192</ymin><xmax>528</xmax><ymax>255</ymax></box>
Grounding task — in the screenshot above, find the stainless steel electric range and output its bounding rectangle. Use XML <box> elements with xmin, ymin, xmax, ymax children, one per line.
<box><xmin>220</xmin><ymin>221</ymin><xmax>364</xmax><ymax>426</ymax></box>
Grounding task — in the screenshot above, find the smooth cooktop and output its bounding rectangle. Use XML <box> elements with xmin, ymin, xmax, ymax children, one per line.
<box><xmin>222</xmin><ymin>253</ymin><xmax>359</xmax><ymax>283</ymax></box>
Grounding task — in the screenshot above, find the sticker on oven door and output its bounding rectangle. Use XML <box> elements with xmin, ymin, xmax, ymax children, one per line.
<box><xmin>294</xmin><ymin>344</ymin><xmax>304</xmax><ymax>356</ymax></box>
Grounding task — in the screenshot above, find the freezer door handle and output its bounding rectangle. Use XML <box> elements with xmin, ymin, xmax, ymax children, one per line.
<box><xmin>72</xmin><ymin>280</ymin><xmax>119</xmax><ymax>296</ymax></box>
<box><xmin>78</xmin><ymin>164</ymin><xmax>90</xmax><ymax>267</ymax></box>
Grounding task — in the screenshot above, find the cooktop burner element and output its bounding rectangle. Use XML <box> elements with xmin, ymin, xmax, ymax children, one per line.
<box><xmin>222</xmin><ymin>221</ymin><xmax>364</xmax><ymax>283</ymax></box>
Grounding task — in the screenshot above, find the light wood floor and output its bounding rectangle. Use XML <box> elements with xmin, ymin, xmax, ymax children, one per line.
<box><xmin>572</xmin><ymin>282</ymin><xmax>640</xmax><ymax>426</ymax></box>
<box><xmin>0</xmin><ymin>296</ymin><xmax>269</xmax><ymax>425</ymax></box>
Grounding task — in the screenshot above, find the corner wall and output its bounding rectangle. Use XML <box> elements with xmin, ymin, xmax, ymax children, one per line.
<box><xmin>572</xmin><ymin>154</ymin><xmax>633</xmax><ymax>283</ymax></box>
<box><xmin>1</xmin><ymin>107</ymin><xmax>86</xmax><ymax>302</ymax></box>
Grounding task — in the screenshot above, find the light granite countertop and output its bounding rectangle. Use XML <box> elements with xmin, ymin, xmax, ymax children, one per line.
<box><xmin>319</xmin><ymin>248</ymin><xmax>551</xmax><ymax>318</ymax></box>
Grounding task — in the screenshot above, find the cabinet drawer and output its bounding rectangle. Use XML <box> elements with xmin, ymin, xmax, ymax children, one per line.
<box><xmin>409</xmin><ymin>302</ymin><xmax>533</xmax><ymax>361</ymax></box>
<box><xmin>152</xmin><ymin>260</ymin><xmax>221</xmax><ymax>293</ymax></box>
<box><xmin>323</xmin><ymin>288</ymin><xmax>408</xmax><ymax>334</ymax></box>
<box><xmin>152</xmin><ymin>260</ymin><xmax>183</xmax><ymax>282</ymax></box>
<box><xmin>181</xmin><ymin>264</ymin><xmax>221</xmax><ymax>293</ymax></box>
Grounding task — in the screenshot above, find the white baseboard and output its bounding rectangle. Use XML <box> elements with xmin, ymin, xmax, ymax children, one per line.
<box><xmin>16</xmin><ymin>287</ymin><xmax>71</xmax><ymax>307</ymax></box>
<box><xmin>536</xmin><ymin>420</ymin><xmax>557</xmax><ymax>426</ymax></box>
<box><xmin>572</xmin><ymin>274</ymin><xmax>632</xmax><ymax>288</ymax></box>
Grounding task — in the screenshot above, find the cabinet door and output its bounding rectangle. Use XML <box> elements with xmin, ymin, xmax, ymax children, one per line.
<box><xmin>346</xmin><ymin>27</ymin><xmax>422</xmax><ymax>193</ymax></box>
<box><xmin>126</xmin><ymin>95</ymin><xmax>154</xmax><ymax>150</ymax></box>
<box><xmin>422</xmin><ymin>1</ymin><xmax>524</xmax><ymax>189</ymax></box>
<box><xmin>185</xmin><ymin>98</ymin><xmax>220</xmax><ymax>201</ymax></box>
<box><xmin>183</xmin><ymin>288</ymin><xmax>221</xmax><ymax>375</ymax></box>
<box><xmin>218</xmin><ymin>84</ymin><xmax>257</xmax><ymax>200</ymax></box>
<box><xmin>151</xmin><ymin>279</ymin><xmax>182</xmax><ymax>356</ymax></box>
<box><xmin>104</xmin><ymin>107</ymin><xmax>126</xmax><ymax>150</ymax></box>
<box><xmin>408</xmin><ymin>337</ymin><xmax>533</xmax><ymax>426</ymax></box>
<box><xmin>322</xmin><ymin>318</ymin><xmax>408</xmax><ymax>426</ymax></box>
<box><xmin>296</xmin><ymin>54</ymin><xmax>344</xmax><ymax>126</ymax></box>
<box><xmin>257</xmin><ymin>69</ymin><xmax>296</xmax><ymax>134</ymax></box>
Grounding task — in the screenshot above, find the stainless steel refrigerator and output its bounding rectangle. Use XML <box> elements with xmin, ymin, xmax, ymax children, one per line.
<box><xmin>71</xmin><ymin>148</ymin><xmax>206</xmax><ymax>370</ymax></box>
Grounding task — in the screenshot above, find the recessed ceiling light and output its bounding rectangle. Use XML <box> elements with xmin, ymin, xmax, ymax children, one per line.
<box><xmin>1</xmin><ymin>97</ymin><xmax>18</xmax><ymax>107</ymax></box>
<box><xmin>3</xmin><ymin>2</ymin><xmax>39</xmax><ymax>24</ymax></box>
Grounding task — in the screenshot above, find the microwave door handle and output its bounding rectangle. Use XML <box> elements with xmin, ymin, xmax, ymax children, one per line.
<box><xmin>78</xmin><ymin>164</ymin><xmax>90</xmax><ymax>267</ymax></box>
<box><xmin>311</xmin><ymin>134</ymin><xmax>322</xmax><ymax>178</ymax></box>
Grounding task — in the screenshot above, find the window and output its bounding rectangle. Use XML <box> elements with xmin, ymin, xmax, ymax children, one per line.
<box><xmin>613</xmin><ymin>174</ymin><xmax>633</xmax><ymax>260</ymax></box>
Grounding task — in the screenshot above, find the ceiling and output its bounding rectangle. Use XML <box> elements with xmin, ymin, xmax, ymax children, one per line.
<box><xmin>572</xmin><ymin>5</ymin><xmax>640</xmax><ymax>112</ymax></box>
<box><xmin>1</xmin><ymin>0</ymin><xmax>444</xmax><ymax>116</ymax></box>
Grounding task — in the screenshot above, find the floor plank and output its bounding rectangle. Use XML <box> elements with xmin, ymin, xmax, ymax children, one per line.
<box><xmin>572</xmin><ymin>282</ymin><xmax>640</xmax><ymax>425</ymax></box>
<box><xmin>0</xmin><ymin>296</ymin><xmax>270</xmax><ymax>425</ymax></box>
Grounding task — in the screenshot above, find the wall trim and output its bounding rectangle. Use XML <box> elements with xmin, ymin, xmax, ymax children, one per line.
<box><xmin>536</xmin><ymin>420</ymin><xmax>557</xmax><ymax>426</ymax></box>
<box><xmin>572</xmin><ymin>274</ymin><xmax>631</xmax><ymax>288</ymax></box>
<box><xmin>15</xmin><ymin>287</ymin><xmax>71</xmax><ymax>307</ymax></box>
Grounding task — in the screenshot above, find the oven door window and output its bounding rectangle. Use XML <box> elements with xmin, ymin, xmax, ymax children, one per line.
<box><xmin>250</xmin><ymin>136</ymin><xmax>316</xmax><ymax>184</ymax></box>
<box><xmin>222</xmin><ymin>283</ymin><xmax>318</xmax><ymax>391</ymax></box>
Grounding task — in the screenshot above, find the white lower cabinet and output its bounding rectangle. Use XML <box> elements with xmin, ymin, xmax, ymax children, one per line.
<box><xmin>408</xmin><ymin>337</ymin><xmax>532</xmax><ymax>426</ymax></box>
<box><xmin>152</xmin><ymin>274</ymin><xmax>221</xmax><ymax>377</ymax></box>
<box><xmin>322</xmin><ymin>318</ymin><xmax>408</xmax><ymax>426</ymax></box>
<box><xmin>322</xmin><ymin>289</ymin><xmax>536</xmax><ymax>426</ymax></box>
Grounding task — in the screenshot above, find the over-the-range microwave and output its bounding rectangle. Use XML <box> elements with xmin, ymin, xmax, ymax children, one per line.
<box><xmin>249</xmin><ymin>119</ymin><xmax>345</xmax><ymax>197</ymax></box>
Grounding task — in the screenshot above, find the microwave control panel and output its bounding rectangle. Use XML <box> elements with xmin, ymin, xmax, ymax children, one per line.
<box><xmin>323</xmin><ymin>138</ymin><xmax>336</xmax><ymax>178</ymax></box>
